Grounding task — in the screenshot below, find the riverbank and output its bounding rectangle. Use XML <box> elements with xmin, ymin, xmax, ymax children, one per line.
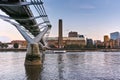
<box><xmin>0</xmin><ymin>48</ymin><xmax>26</xmax><ymax>52</ymax></box>
<box><xmin>0</xmin><ymin>48</ymin><xmax>120</xmax><ymax>52</ymax></box>
<box><xmin>66</xmin><ymin>49</ymin><xmax>120</xmax><ymax>52</ymax></box>
<box><xmin>50</xmin><ymin>48</ymin><xmax>120</xmax><ymax>52</ymax></box>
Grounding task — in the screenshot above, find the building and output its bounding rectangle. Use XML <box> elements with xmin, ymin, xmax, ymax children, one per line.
<box><xmin>103</xmin><ymin>35</ymin><xmax>110</xmax><ymax>48</ymax></box>
<box><xmin>47</xmin><ymin>37</ymin><xmax>86</xmax><ymax>48</ymax></box>
<box><xmin>110</xmin><ymin>32</ymin><xmax>120</xmax><ymax>40</ymax></box>
<box><xmin>68</xmin><ymin>31</ymin><xmax>78</xmax><ymax>37</ymax></box>
<box><xmin>102</xmin><ymin>32</ymin><xmax>120</xmax><ymax>48</ymax></box>
<box><xmin>64</xmin><ymin>37</ymin><xmax>85</xmax><ymax>46</ymax></box>
<box><xmin>94</xmin><ymin>40</ymin><xmax>104</xmax><ymax>48</ymax></box>
<box><xmin>47</xmin><ymin>37</ymin><xmax>58</xmax><ymax>48</ymax></box>
<box><xmin>109</xmin><ymin>32</ymin><xmax>120</xmax><ymax>48</ymax></box>
<box><xmin>78</xmin><ymin>35</ymin><xmax>84</xmax><ymax>38</ymax></box>
<box><xmin>86</xmin><ymin>38</ymin><xmax>94</xmax><ymax>47</ymax></box>
<box><xmin>104</xmin><ymin>35</ymin><xmax>109</xmax><ymax>42</ymax></box>
<box><xmin>109</xmin><ymin>39</ymin><xmax>120</xmax><ymax>48</ymax></box>
<box><xmin>11</xmin><ymin>40</ymin><xmax>27</xmax><ymax>48</ymax></box>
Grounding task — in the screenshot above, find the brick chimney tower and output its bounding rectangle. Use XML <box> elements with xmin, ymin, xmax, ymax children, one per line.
<box><xmin>58</xmin><ymin>19</ymin><xmax>63</xmax><ymax>48</ymax></box>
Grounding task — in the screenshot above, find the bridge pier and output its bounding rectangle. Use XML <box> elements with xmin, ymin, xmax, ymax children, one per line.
<box><xmin>25</xmin><ymin>43</ymin><xmax>42</xmax><ymax>66</ymax></box>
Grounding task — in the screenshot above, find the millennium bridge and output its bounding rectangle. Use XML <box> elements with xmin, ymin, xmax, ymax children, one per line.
<box><xmin>0</xmin><ymin>0</ymin><xmax>51</xmax><ymax>65</ymax></box>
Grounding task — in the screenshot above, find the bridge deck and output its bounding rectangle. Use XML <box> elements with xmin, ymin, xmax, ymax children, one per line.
<box><xmin>0</xmin><ymin>0</ymin><xmax>46</xmax><ymax>36</ymax></box>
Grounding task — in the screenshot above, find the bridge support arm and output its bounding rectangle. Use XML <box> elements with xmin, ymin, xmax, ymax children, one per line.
<box><xmin>34</xmin><ymin>25</ymin><xmax>51</xmax><ymax>43</ymax></box>
<box><xmin>0</xmin><ymin>15</ymin><xmax>34</xmax><ymax>43</ymax></box>
<box><xmin>12</xmin><ymin>23</ymin><xmax>34</xmax><ymax>43</ymax></box>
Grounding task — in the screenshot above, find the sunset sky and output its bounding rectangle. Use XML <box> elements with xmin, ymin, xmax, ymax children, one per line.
<box><xmin>0</xmin><ymin>0</ymin><xmax>120</xmax><ymax>42</ymax></box>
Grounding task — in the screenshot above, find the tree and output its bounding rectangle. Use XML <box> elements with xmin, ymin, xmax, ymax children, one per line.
<box><xmin>0</xmin><ymin>43</ymin><xmax>8</xmax><ymax>48</ymax></box>
<box><xmin>0</xmin><ymin>43</ymin><xmax>5</xmax><ymax>48</ymax></box>
<box><xmin>4</xmin><ymin>43</ymin><xmax>8</xmax><ymax>48</ymax></box>
<box><xmin>13</xmin><ymin>43</ymin><xmax>19</xmax><ymax>48</ymax></box>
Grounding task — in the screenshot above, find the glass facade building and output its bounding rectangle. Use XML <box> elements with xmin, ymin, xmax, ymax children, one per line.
<box><xmin>110</xmin><ymin>32</ymin><xmax>120</xmax><ymax>40</ymax></box>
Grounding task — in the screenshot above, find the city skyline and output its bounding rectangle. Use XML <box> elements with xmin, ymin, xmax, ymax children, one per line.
<box><xmin>0</xmin><ymin>0</ymin><xmax>120</xmax><ymax>42</ymax></box>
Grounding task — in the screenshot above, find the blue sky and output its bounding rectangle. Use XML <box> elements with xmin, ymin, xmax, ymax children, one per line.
<box><xmin>44</xmin><ymin>0</ymin><xmax>120</xmax><ymax>40</ymax></box>
<box><xmin>0</xmin><ymin>0</ymin><xmax>120</xmax><ymax>42</ymax></box>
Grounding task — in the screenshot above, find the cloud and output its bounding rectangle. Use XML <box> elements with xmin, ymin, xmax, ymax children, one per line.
<box><xmin>78</xmin><ymin>4</ymin><xmax>96</xmax><ymax>9</ymax></box>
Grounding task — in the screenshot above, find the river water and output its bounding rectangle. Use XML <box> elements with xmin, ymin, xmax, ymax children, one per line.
<box><xmin>0</xmin><ymin>51</ymin><xmax>120</xmax><ymax>80</ymax></box>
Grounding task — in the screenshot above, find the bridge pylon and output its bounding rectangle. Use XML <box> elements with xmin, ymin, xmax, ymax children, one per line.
<box><xmin>25</xmin><ymin>43</ymin><xmax>41</xmax><ymax>65</ymax></box>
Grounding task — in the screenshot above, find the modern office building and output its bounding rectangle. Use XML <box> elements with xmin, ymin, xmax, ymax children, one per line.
<box><xmin>104</xmin><ymin>35</ymin><xmax>109</xmax><ymax>42</ymax></box>
<box><xmin>110</xmin><ymin>32</ymin><xmax>120</xmax><ymax>40</ymax></box>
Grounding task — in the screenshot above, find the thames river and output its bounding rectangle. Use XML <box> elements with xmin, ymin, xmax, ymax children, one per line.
<box><xmin>0</xmin><ymin>51</ymin><xmax>120</xmax><ymax>80</ymax></box>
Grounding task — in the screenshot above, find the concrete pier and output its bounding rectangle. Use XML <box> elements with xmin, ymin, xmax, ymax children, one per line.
<box><xmin>25</xmin><ymin>43</ymin><xmax>41</xmax><ymax>65</ymax></box>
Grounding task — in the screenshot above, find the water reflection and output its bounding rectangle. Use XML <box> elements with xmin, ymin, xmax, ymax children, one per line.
<box><xmin>25</xmin><ymin>65</ymin><xmax>42</xmax><ymax>80</ymax></box>
<box><xmin>65</xmin><ymin>53</ymin><xmax>86</xmax><ymax>80</ymax></box>
<box><xmin>57</xmin><ymin>54</ymin><xmax>64</xmax><ymax>80</ymax></box>
<box><xmin>104</xmin><ymin>53</ymin><xmax>120</xmax><ymax>65</ymax></box>
<box><xmin>66</xmin><ymin>53</ymin><xmax>85</xmax><ymax>68</ymax></box>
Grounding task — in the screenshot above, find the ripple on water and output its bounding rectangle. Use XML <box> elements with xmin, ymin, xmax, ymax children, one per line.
<box><xmin>0</xmin><ymin>52</ymin><xmax>120</xmax><ymax>80</ymax></box>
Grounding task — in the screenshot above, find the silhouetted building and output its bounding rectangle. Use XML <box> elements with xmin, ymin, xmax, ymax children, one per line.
<box><xmin>110</xmin><ymin>32</ymin><xmax>120</xmax><ymax>40</ymax></box>
<box><xmin>58</xmin><ymin>19</ymin><xmax>63</xmax><ymax>48</ymax></box>
<box><xmin>68</xmin><ymin>31</ymin><xmax>78</xmax><ymax>37</ymax></box>
<box><xmin>78</xmin><ymin>35</ymin><xmax>84</xmax><ymax>38</ymax></box>
<box><xmin>86</xmin><ymin>38</ymin><xmax>93</xmax><ymax>47</ymax></box>
<box><xmin>94</xmin><ymin>40</ymin><xmax>102</xmax><ymax>45</ymax></box>
<box><xmin>94</xmin><ymin>40</ymin><xmax>104</xmax><ymax>48</ymax></box>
